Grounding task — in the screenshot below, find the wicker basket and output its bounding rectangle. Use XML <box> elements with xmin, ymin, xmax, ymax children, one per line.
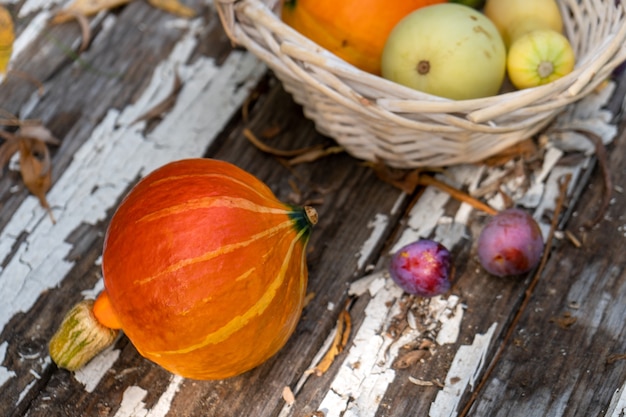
<box><xmin>215</xmin><ymin>0</ymin><xmax>626</xmax><ymax>168</ymax></box>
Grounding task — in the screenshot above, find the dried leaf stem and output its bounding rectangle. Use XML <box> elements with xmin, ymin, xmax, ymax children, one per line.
<box><xmin>308</xmin><ymin>309</ymin><xmax>351</xmax><ymax>376</ymax></box>
<box><xmin>369</xmin><ymin>162</ymin><xmax>499</xmax><ymax>216</ymax></box>
<box><xmin>243</xmin><ymin>127</ymin><xmax>343</xmax><ymax>165</ymax></box>
<box><xmin>417</xmin><ymin>175</ymin><xmax>498</xmax><ymax>216</ymax></box>
<box><xmin>458</xmin><ymin>173</ymin><xmax>572</xmax><ymax>417</ymax></box>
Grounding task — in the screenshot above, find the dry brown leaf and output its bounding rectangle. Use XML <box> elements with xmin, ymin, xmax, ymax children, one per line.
<box><xmin>147</xmin><ymin>0</ymin><xmax>196</xmax><ymax>17</ymax></box>
<box><xmin>309</xmin><ymin>309</ymin><xmax>351</xmax><ymax>376</ymax></box>
<box><xmin>0</xmin><ymin>125</ymin><xmax>57</xmax><ymax>222</ymax></box>
<box><xmin>52</xmin><ymin>0</ymin><xmax>132</xmax><ymax>24</ymax></box>
<box><xmin>19</xmin><ymin>138</ymin><xmax>55</xmax><ymax>222</ymax></box>
<box><xmin>0</xmin><ymin>5</ymin><xmax>15</xmax><ymax>79</ymax></box>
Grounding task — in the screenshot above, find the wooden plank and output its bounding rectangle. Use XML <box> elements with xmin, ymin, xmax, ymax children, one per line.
<box><xmin>468</xmin><ymin>119</ymin><xmax>626</xmax><ymax>417</ymax></box>
<box><xmin>1</xmin><ymin>1</ymin><xmax>625</xmax><ymax>416</ymax></box>
<box><xmin>0</xmin><ymin>2</ymin><xmax>271</xmax><ymax>416</ymax></box>
<box><xmin>2</xmin><ymin>3</ymin><xmax>413</xmax><ymax>416</ymax></box>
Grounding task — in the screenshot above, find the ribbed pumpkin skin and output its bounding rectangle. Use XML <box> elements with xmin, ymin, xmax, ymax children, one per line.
<box><xmin>101</xmin><ymin>159</ymin><xmax>314</xmax><ymax>380</ymax></box>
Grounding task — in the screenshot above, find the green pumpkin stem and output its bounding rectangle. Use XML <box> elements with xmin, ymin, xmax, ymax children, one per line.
<box><xmin>289</xmin><ymin>205</ymin><xmax>318</xmax><ymax>242</ymax></box>
<box><xmin>49</xmin><ymin>300</ymin><xmax>119</xmax><ymax>371</ymax></box>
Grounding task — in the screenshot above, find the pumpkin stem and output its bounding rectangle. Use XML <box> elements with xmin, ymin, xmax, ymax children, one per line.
<box><xmin>288</xmin><ymin>205</ymin><xmax>317</xmax><ymax>242</ymax></box>
<box><xmin>304</xmin><ymin>206</ymin><xmax>318</xmax><ymax>225</ymax></box>
<box><xmin>49</xmin><ymin>299</ymin><xmax>120</xmax><ymax>371</ymax></box>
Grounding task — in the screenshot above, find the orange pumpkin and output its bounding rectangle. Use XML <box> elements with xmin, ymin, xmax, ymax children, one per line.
<box><xmin>49</xmin><ymin>158</ymin><xmax>317</xmax><ymax>380</ymax></box>
<box><xmin>281</xmin><ymin>0</ymin><xmax>448</xmax><ymax>75</ymax></box>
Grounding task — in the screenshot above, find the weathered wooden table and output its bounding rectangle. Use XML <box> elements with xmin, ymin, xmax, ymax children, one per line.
<box><xmin>1</xmin><ymin>2</ymin><xmax>625</xmax><ymax>416</ymax></box>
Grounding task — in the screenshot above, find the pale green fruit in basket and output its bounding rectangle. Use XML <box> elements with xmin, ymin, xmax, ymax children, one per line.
<box><xmin>381</xmin><ymin>3</ymin><xmax>506</xmax><ymax>100</ymax></box>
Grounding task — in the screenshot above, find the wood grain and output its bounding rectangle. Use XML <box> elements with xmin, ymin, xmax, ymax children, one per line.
<box><xmin>1</xmin><ymin>1</ymin><xmax>625</xmax><ymax>417</ymax></box>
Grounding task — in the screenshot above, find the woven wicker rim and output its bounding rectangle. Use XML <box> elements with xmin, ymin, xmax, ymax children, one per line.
<box><xmin>216</xmin><ymin>0</ymin><xmax>626</xmax><ymax>167</ymax></box>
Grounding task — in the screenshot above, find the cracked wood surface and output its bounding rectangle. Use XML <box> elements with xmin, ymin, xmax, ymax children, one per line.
<box><xmin>1</xmin><ymin>2</ymin><xmax>625</xmax><ymax>417</ymax></box>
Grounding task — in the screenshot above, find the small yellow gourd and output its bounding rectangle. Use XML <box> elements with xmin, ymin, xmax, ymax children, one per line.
<box><xmin>484</xmin><ymin>0</ymin><xmax>575</xmax><ymax>89</ymax></box>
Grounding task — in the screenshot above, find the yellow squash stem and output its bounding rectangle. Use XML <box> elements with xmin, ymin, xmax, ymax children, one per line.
<box><xmin>49</xmin><ymin>298</ymin><xmax>120</xmax><ymax>371</ymax></box>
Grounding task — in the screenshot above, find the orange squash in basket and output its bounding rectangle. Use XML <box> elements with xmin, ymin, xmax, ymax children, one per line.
<box><xmin>281</xmin><ymin>0</ymin><xmax>447</xmax><ymax>75</ymax></box>
<box><xmin>49</xmin><ymin>158</ymin><xmax>317</xmax><ymax>380</ymax></box>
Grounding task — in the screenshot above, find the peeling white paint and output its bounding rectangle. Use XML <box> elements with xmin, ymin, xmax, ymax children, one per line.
<box><xmin>80</xmin><ymin>277</ymin><xmax>105</xmax><ymax>300</ymax></box>
<box><xmin>316</xmin><ymin>275</ymin><xmax>406</xmax><ymax>417</ymax></box>
<box><xmin>0</xmin><ymin>50</ymin><xmax>265</xmax><ymax>332</ymax></box>
<box><xmin>75</xmin><ymin>344</ymin><xmax>121</xmax><ymax>393</ymax></box>
<box><xmin>432</xmin><ymin>297</ymin><xmax>464</xmax><ymax>346</ymax></box>
<box><xmin>280</xmin><ymin>271</ymin><xmax>394</xmax><ymax>417</ymax></box>
<box><xmin>18</xmin><ymin>0</ymin><xmax>68</xmax><ymax>18</ymax></box>
<box><xmin>389</xmin><ymin>193</ymin><xmax>406</xmax><ymax>216</ymax></box>
<box><xmin>517</xmin><ymin>146</ymin><xmax>563</xmax><ymax>209</ymax></box>
<box><xmin>147</xmin><ymin>375</ymin><xmax>184</xmax><ymax>417</ymax></box>
<box><xmin>114</xmin><ymin>385</ymin><xmax>149</xmax><ymax>417</ymax></box>
<box><xmin>605</xmin><ymin>382</ymin><xmax>626</xmax><ymax>417</ymax></box>
<box><xmin>113</xmin><ymin>375</ymin><xmax>184</xmax><ymax>417</ymax></box>
<box><xmin>0</xmin><ymin>20</ymin><xmax>265</xmax><ymax>416</ymax></box>
<box><xmin>0</xmin><ymin>342</ymin><xmax>16</xmax><ymax>386</ymax></box>
<box><xmin>535</xmin><ymin>146</ymin><xmax>564</xmax><ymax>185</ymax></box>
<box><xmin>454</xmin><ymin>203</ymin><xmax>474</xmax><ymax>226</ymax></box>
<box><xmin>429</xmin><ymin>322</ymin><xmax>497</xmax><ymax>417</ymax></box>
<box><xmin>116</xmin><ymin>20</ymin><xmax>203</xmax><ymax>127</ymax></box>
<box><xmin>356</xmin><ymin>213</ymin><xmax>388</xmax><ymax>270</ymax></box>
<box><xmin>1</xmin><ymin>5</ymin><xmax>620</xmax><ymax>417</ymax></box>
<box><xmin>11</xmin><ymin>11</ymin><xmax>50</xmax><ymax>61</ymax></box>
<box><xmin>16</xmin><ymin>379</ymin><xmax>36</xmax><ymax>406</ymax></box>
<box><xmin>534</xmin><ymin>164</ymin><xmax>581</xmax><ymax>239</ymax></box>
<box><xmin>14</xmin><ymin>356</ymin><xmax>50</xmax><ymax>406</ymax></box>
<box><xmin>348</xmin><ymin>272</ymin><xmax>382</xmax><ymax>298</ymax></box>
<box><xmin>391</xmin><ymin>187</ymin><xmax>450</xmax><ymax>254</ymax></box>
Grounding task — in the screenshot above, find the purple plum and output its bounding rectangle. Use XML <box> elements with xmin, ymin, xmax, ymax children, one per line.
<box><xmin>389</xmin><ymin>239</ymin><xmax>452</xmax><ymax>297</ymax></box>
<box><xmin>477</xmin><ymin>208</ymin><xmax>544</xmax><ymax>277</ymax></box>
